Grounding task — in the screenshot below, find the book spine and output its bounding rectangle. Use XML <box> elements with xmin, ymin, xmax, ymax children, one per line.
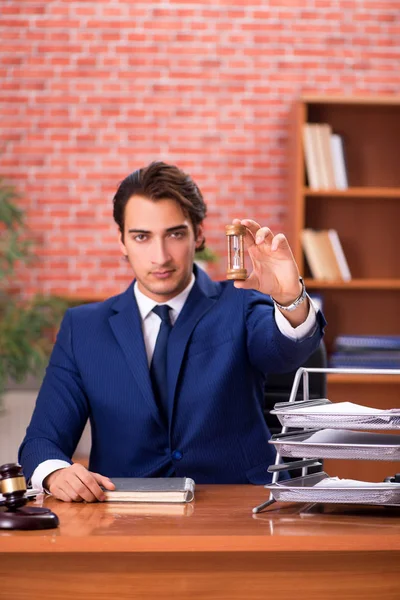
<box><xmin>320</xmin><ymin>124</ymin><xmax>336</xmax><ymax>189</ymax></box>
<box><xmin>331</xmin><ymin>134</ymin><xmax>348</xmax><ymax>189</ymax></box>
<box><xmin>334</xmin><ymin>335</ymin><xmax>400</xmax><ymax>351</ymax></box>
<box><xmin>317</xmin><ymin>230</ymin><xmax>343</xmax><ymax>281</ymax></box>
<box><xmin>330</xmin><ymin>359</ymin><xmax>400</xmax><ymax>369</ymax></box>
<box><xmin>302</xmin><ymin>124</ymin><xmax>320</xmax><ymax>189</ymax></box>
<box><xmin>301</xmin><ymin>229</ymin><xmax>326</xmax><ymax>279</ymax></box>
<box><xmin>328</xmin><ymin>229</ymin><xmax>351</xmax><ymax>281</ymax></box>
<box><xmin>314</xmin><ymin>124</ymin><xmax>330</xmax><ymax>190</ymax></box>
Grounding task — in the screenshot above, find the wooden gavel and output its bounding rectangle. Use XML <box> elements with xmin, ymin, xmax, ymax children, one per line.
<box><xmin>0</xmin><ymin>462</ymin><xmax>59</xmax><ymax>530</ymax></box>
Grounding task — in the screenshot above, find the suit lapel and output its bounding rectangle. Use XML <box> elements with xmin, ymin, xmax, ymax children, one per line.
<box><xmin>167</xmin><ymin>268</ymin><xmax>220</xmax><ymax>423</ymax></box>
<box><xmin>108</xmin><ymin>284</ymin><xmax>165</xmax><ymax>429</ymax></box>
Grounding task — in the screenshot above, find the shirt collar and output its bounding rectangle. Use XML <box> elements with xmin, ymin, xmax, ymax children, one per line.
<box><xmin>134</xmin><ymin>273</ymin><xmax>195</xmax><ymax>322</ymax></box>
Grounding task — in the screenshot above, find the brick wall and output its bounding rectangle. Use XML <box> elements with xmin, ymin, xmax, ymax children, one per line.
<box><xmin>1</xmin><ymin>0</ymin><xmax>399</xmax><ymax>297</ymax></box>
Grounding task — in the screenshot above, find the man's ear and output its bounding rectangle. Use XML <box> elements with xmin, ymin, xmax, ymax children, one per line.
<box><xmin>118</xmin><ymin>231</ymin><xmax>128</xmax><ymax>257</ymax></box>
<box><xmin>195</xmin><ymin>224</ymin><xmax>204</xmax><ymax>249</ymax></box>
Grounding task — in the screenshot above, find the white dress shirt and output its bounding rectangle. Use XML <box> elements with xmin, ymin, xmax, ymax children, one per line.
<box><xmin>31</xmin><ymin>277</ymin><xmax>318</xmax><ymax>491</ymax></box>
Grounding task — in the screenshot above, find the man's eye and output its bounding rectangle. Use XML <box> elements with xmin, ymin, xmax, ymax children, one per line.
<box><xmin>134</xmin><ymin>234</ymin><xmax>147</xmax><ymax>242</ymax></box>
<box><xmin>170</xmin><ymin>231</ymin><xmax>184</xmax><ymax>239</ymax></box>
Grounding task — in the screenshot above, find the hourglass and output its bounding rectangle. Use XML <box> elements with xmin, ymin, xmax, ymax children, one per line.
<box><xmin>225</xmin><ymin>224</ymin><xmax>247</xmax><ymax>280</ymax></box>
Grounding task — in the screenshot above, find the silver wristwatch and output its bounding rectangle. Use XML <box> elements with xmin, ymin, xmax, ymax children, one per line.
<box><xmin>272</xmin><ymin>277</ymin><xmax>307</xmax><ymax>312</ymax></box>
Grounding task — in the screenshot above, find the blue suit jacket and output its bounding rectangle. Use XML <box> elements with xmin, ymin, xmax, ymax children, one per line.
<box><xmin>19</xmin><ymin>267</ymin><xmax>325</xmax><ymax>484</ymax></box>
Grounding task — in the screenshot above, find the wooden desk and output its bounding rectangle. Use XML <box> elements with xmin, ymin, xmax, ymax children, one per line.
<box><xmin>1</xmin><ymin>485</ymin><xmax>399</xmax><ymax>600</ymax></box>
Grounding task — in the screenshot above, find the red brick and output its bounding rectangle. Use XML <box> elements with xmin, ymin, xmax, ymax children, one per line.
<box><xmin>1</xmin><ymin>0</ymin><xmax>398</xmax><ymax>291</ymax></box>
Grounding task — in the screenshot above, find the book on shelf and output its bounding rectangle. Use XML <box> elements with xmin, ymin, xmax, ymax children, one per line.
<box><xmin>302</xmin><ymin>123</ymin><xmax>320</xmax><ymax>189</ymax></box>
<box><xmin>329</xmin><ymin>350</ymin><xmax>400</xmax><ymax>369</ymax></box>
<box><xmin>317</xmin><ymin>123</ymin><xmax>336</xmax><ymax>189</ymax></box>
<box><xmin>302</xmin><ymin>123</ymin><xmax>348</xmax><ymax>190</ymax></box>
<box><xmin>102</xmin><ymin>477</ymin><xmax>195</xmax><ymax>503</ymax></box>
<box><xmin>309</xmin><ymin>293</ymin><xmax>324</xmax><ymax>313</ymax></box>
<box><xmin>330</xmin><ymin>133</ymin><xmax>348</xmax><ymax>189</ymax></box>
<box><xmin>301</xmin><ymin>228</ymin><xmax>350</xmax><ymax>281</ymax></box>
<box><xmin>327</xmin><ymin>229</ymin><xmax>351</xmax><ymax>281</ymax></box>
<box><xmin>334</xmin><ymin>335</ymin><xmax>400</xmax><ymax>352</ymax></box>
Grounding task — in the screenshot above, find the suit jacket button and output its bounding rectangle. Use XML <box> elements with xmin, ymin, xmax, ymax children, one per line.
<box><xmin>172</xmin><ymin>450</ymin><xmax>183</xmax><ymax>460</ymax></box>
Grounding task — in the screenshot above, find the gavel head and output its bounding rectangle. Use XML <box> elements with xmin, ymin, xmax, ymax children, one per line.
<box><xmin>0</xmin><ymin>463</ymin><xmax>27</xmax><ymax>512</ymax></box>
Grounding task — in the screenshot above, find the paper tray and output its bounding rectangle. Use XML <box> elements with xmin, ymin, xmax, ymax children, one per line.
<box><xmin>270</xmin><ymin>408</ymin><xmax>400</xmax><ymax>430</ymax></box>
<box><xmin>269</xmin><ymin>429</ymin><xmax>400</xmax><ymax>461</ymax></box>
<box><xmin>265</xmin><ymin>472</ymin><xmax>400</xmax><ymax>506</ymax></box>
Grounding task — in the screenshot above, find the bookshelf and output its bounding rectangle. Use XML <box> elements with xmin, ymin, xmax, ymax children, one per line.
<box><xmin>288</xmin><ymin>96</ymin><xmax>400</xmax><ymax>481</ymax></box>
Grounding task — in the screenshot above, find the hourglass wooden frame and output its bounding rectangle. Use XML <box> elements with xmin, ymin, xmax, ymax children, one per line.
<box><xmin>225</xmin><ymin>224</ymin><xmax>247</xmax><ymax>280</ymax></box>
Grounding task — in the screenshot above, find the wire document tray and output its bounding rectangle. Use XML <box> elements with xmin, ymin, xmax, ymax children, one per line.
<box><xmin>271</xmin><ymin>403</ymin><xmax>400</xmax><ymax>430</ymax></box>
<box><xmin>269</xmin><ymin>429</ymin><xmax>400</xmax><ymax>461</ymax></box>
<box><xmin>253</xmin><ymin>367</ymin><xmax>400</xmax><ymax>513</ymax></box>
<box><xmin>264</xmin><ymin>472</ymin><xmax>400</xmax><ymax>506</ymax></box>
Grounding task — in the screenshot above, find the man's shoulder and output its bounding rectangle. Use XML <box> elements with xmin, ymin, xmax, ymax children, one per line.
<box><xmin>65</xmin><ymin>285</ymin><xmax>132</xmax><ymax>321</ymax></box>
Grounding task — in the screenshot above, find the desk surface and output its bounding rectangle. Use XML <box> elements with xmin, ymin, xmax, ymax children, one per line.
<box><xmin>2</xmin><ymin>484</ymin><xmax>400</xmax><ymax>554</ymax></box>
<box><xmin>2</xmin><ymin>485</ymin><xmax>400</xmax><ymax>600</ymax></box>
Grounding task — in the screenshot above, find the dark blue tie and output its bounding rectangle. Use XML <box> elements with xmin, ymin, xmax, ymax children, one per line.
<box><xmin>150</xmin><ymin>305</ymin><xmax>172</xmax><ymax>417</ymax></box>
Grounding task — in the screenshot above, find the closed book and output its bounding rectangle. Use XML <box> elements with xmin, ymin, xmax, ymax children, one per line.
<box><xmin>103</xmin><ymin>477</ymin><xmax>195</xmax><ymax>503</ymax></box>
<box><xmin>319</xmin><ymin>124</ymin><xmax>336</xmax><ymax>189</ymax></box>
<box><xmin>334</xmin><ymin>335</ymin><xmax>400</xmax><ymax>352</ymax></box>
<box><xmin>330</xmin><ymin>133</ymin><xmax>348</xmax><ymax>189</ymax></box>
<box><xmin>330</xmin><ymin>352</ymin><xmax>400</xmax><ymax>369</ymax></box>
<box><xmin>309</xmin><ymin>293</ymin><xmax>324</xmax><ymax>313</ymax></box>
<box><xmin>302</xmin><ymin>123</ymin><xmax>320</xmax><ymax>189</ymax></box>
<box><xmin>327</xmin><ymin>229</ymin><xmax>351</xmax><ymax>281</ymax></box>
<box><xmin>301</xmin><ymin>229</ymin><xmax>342</xmax><ymax>281</ymax></box>
<box><xmin>316</xmin><ymin>230</ymin><xmax>343</xmax><ymax>280</ymax></box>
<box><xmin>301</xmin><ymin>228</ymin><xmax>326</xmax><ymax>279</ymax></box>
<box><xmin>315</xmin><ymin>124</ymin><xmax>334</xmax><ymax>189</ymax></box>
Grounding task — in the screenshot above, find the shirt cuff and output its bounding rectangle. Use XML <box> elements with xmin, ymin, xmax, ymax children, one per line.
<box><xmin>274</xmin><ymin>294</ymin><xmax>319</xmax><ymax>341</ymax></box>
<box><xmin>31</xmin><ymin>459</ymin><xmax>71</xmax><ymax>493</ymax></box>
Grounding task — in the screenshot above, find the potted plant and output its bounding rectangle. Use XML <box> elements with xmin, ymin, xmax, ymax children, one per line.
<box><xmin>194</xmin><ymin>246</ymin><xmax>219</xmax><ymax>272</ymax></box>
<box><xmin>0</xmin><ymin>177</ymin><xmax>66</xmax><ymax>402</ymax></box>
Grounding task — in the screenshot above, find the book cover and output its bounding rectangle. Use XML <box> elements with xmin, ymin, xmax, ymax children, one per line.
<box><xmin>327</xmin><ymin>229</ymin><xmax>351</xmax><ymax>281</ymax></box>
<box><xmin>317</xmin><ymin>230</ymin><xmax>343</xmax><ymax>280</ymax></box>
<box><xmin>102</xmin><ymin>477</ymin><xmax>195</xmax><ymax>503</ymax></box>
<box><xmin>302</xmin><ymin>123</ymin><xmax>320</xmax><ymax>189</ymax></box>
<box><xmin>330</xmin><ymin>133</ymin><xmax>348</xmax><ymax>189</ymax></box>
<box><xmin>330</xmin><ymin>351</ymin><xmax>400</xmax><ymax>369</ymax></box>
<box><xmin>334</xmin><ymin>335</ymin><xmax>400</xmax><ymax>352</ymax></box>
<box><xmin>301</xmin><ymin>229</ymin><xmax>342</xmax><ymax>281</ymax></box>
<box><xmin>309</xmin><ymin>293</ymin><xmax>324</xmax><ymax>313</ymax></box>
<box><xmin>315</xmin><ymin>124</ymin><xmax>334</xmax><ymax>189</ymax></box>
<box><xmin>319</xmin><ymin>124</ymin><xmax>336</xmax><ymax>189</ymax></box>
<box><xmin>301</xmin><ymin>228</ymin><xmax>326</xmax><ymax>279</ymax></box>
<box><xmin>311</xmin><ymin>124</ymin><xmax>329</xmax><ymax>190</ymax></box>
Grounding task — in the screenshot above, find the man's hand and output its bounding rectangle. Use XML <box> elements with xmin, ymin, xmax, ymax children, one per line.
<box><xmin>43</xmin><ymin>463</ymin><xmax>116</xmax><ymax>502</ymax></box>
<box><xmin>232</xmin><ymin>219</ymin><xmax>301</xmax><ymax>300</ymax></box>
<box><xmin>232</xmin><ymin>218</ymin><xmax>309</xmax><ymax>326</ymax></box>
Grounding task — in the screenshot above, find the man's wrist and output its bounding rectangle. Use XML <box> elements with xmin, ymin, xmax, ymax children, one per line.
<box><xmin>271</xmin><ymin>277</ymin><xmax>306</xmax><ymax>311</ymax></box>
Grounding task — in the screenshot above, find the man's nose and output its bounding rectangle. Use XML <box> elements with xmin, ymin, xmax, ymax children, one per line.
<box><xmin>151</xmin><ymin>238</ymin><xmax>171</xmax><ymax>264</ymax></box>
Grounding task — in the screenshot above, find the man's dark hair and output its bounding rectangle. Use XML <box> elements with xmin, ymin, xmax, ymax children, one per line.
<box><xmin>113</xmin><ymin>161</ymin><xmax>207</xmax><ymax>251</ymax></box>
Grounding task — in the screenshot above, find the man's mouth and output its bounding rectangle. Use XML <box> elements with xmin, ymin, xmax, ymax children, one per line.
<box><xmin>151</xmin><ymin>269</ymin><xmax>175</xmax><ymax>279</ymax></box>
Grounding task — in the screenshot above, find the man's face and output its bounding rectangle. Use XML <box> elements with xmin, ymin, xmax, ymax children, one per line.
<box><xmin>119</xmin><ymin>194</ymin><xmax>203</xmax><ymax>302</ymax></box>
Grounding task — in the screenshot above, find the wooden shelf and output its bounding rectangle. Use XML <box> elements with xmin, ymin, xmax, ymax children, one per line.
<box><xmin>301</xmin><ymin>94</ymin><xmax>400</xmax><ymax>106</ymax></box>
<box><xmin>327</xmin><ymin>373</ymin><xmax>400</xmax><ymax>385</ymax></box>
<box><xmin>303</xmin><ymin>187</ymin><xmax>400</xmax><ymax>199</ymax></box>
<box><xmin>304</xmin><ymin>278</ymin><xmax>400</xmax><ymax>290</ymax></box>
<box><xmin>288</xmin><ymin>95</ymin><xmax>400</xmax><ymax>429</ymax></box>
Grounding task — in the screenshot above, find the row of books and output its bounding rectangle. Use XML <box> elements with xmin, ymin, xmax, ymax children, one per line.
<box><xmin>301</xmin><ymin>228</ymin><xmax>351</xmax><ymax>281</ymax></box>
<box><xmin>302</xmin><ymin>122</ymin><xmax>348</xmax><ymax>190</ymax></box>
<box><xmin>329</xmin><ymin>335</ymin><xmax>400</xmax><ymax>369</ymax></box>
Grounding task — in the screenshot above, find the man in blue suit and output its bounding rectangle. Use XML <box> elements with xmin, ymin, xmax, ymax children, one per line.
<box><xmin>19</xmin><ymin>161</ymin><xmax>325</xmax><ymax>502</ymax></box>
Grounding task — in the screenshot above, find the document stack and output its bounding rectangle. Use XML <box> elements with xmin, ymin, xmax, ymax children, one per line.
<box><xmin>255</xmin><ymin>367</ymin><xmax>400</xmax><ymax>511</ymax></box>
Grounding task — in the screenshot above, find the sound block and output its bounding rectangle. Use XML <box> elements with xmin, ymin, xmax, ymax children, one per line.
<box><xmin>0</xmin><ymin>506</ymin><xmax>59</xmax><ymax>530</ymax></box>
